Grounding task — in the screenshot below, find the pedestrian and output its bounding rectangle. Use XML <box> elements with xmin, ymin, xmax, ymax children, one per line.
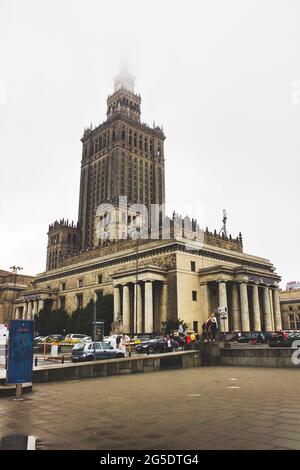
<box><xmin>210</xmin><ymin>314</ymin><xmax>218</xmax><ymax>342</ymax></box>
<box><xmin>116</xmin><ymin>335</ymin><xmax>121</xmax><ymax>349</ymax></box>
<box><xmin>186</xmin><ymin>333</ymin><xmax>191</xmax><ymax>349</ymax></box>
<box><xmin>166</xmin><ymin>335</ymin><xmax>173</xmax><ymax>352</ymax></box>
<box><xmin>201</xmin><ymin>322</ymin><xmax>208</xmax><ymax>342</ymax></box>
<box><xmin>205</xmin><ymin>317</ymin><xmax>212</xmax><ymax>341</ymax></box>
<box><xmin>119</xmin><ymin>334</ymin><xmax>127</xmax><ymax>356</ymax></box>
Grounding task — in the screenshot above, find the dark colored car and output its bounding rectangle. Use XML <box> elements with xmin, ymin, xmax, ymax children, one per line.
<box><xmin>230</xmin><ymin>333</ymin><xmax>266</xmax><ymax>344</ymax></box>
<box><xmin>268</xmin><ymin>332</ymin><xmax>300</xmax><ymax>348</ymax></box>
<box><xmin>135</xmin><ymin>337</ymin><xmax>168</xmax><ymax>354</ymax></box>
<box><xmin>71</xmin><ymin>341</ymin><xmax>126</xmax><ymax>362</ymax></box>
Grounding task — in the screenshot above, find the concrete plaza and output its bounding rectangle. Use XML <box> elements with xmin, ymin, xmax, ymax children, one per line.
<box><xmin>1</xmin><ymin>366</ymin><xmax>300</xmax><ymax>450</ymax></box>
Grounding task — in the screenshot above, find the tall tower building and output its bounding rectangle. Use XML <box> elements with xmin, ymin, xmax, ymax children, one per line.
<box><xmin>78</xmin><ymin>69</ymin><xmax>166</xmax><ymax>249</ymax></box>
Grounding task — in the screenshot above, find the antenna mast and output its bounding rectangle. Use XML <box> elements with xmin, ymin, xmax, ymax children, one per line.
<box><xmin>219</xmin><ymin>209</ymin><xmax>228</xmax><ymax>237</ymax></box>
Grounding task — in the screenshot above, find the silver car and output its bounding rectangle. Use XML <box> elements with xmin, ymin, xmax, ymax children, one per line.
<box><xmin>71</xmin><ymin>341</ymin><xmax>126</xmax><ymax>362</ymax></box>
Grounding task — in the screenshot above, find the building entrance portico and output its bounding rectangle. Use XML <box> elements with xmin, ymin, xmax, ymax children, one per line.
<box><xmin>112</xmin><ymin>265</ymin><xmax>167</xmax><ymax>335</ymax></box>
<box><xmin>199</xmin><ymin>265</ymin><xmax>282</xmax><ymax>333</ymax></box>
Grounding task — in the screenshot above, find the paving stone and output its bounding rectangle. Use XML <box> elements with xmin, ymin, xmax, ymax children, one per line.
<box><xmin>0</xmin><ymin>366</ymin><xmax>300</xmax><ymax>450</ymax></box>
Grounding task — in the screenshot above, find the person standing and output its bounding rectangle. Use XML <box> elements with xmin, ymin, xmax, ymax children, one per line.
<box><xmin>210</xmin><ymin>314</ymin><xmax>218</xmax><ymax>342</ymax></box>
<box><xmin>119</xmin><ymin>334</ymin><xmax>127</xmax><ymax>356</ymax></box>
<box><xmin>116</xmin><ymin>335</ymin><xmax>121</xmax><ymax>349</ymax></box>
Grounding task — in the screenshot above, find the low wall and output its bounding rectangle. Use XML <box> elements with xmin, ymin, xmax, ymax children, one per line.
<box><xmin>220</xmin><ymin>347</ymin><xmax>300</xmax><ymax>368</ymax></box>
<box><xmin>31</xmin><ymin>350</ymin><xmax>202</xmax><ymax>384</ymax></box>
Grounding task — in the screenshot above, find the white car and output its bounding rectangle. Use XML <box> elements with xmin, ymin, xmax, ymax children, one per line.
<box><xmin>64</xmin><ymin>334</ymin><xmax>92</xmax><ymax>343</ymax></box>
<box><xmin>103</xmin><ymin>334</ymin><xmax>130</xmax><ymax>349</ymax></box>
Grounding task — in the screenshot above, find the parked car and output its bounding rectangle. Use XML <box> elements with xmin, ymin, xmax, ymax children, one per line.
<box><xmin>268</xmin><ymin>332</ymin><xmax>300</xmax><ymax>347</ymax></box>
<box><xmin>229</xmin><ymin>333</ymin><xmax>266</xmax><ymax>344</ymax></box>
<box><xmin>43</xmin><ymin>334</ymin><xmax>65</xmax><ymax>343</ymax></box>
<box><xmin>64</xmin><ymin>334</ymin><xmax>91</xmax><ymax>344</ymax></box>
<box><xmin>34</xmin><ymin>336</ymin><xmax>46</xmax><ymax>343</ymax></box>
<box><xmin>103</xmin><ymin>334</ymin><xmax>130</xmax><ymax>348</ymax></box>
<box><xmin>129</xmin><ymin>335</ymin><xmax>152</xmax><ymax>346</ymax></box>
<box><xmin>135</xmin><ymin>337</ymin><xmax>167</xmax><ymax>354</ymax></box>
<box><xmin>71</xmin><ymin>341</ymin><xmax>126</xmax><ymax>362</ymax></box>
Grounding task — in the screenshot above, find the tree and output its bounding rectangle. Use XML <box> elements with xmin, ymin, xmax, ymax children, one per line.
<box><xmin>69</xmin><ymin>294</ymin><xmax>114</xmax><ymax>337</ymax></box>
<box><xmin>161</xmin><ymin>318</ymin><xmax>188</xmax><ymax>336</ymax></box>
<box><xmin>34</xmin><ymin>307</ymin><xmax>69</xmax><ymax>336</ymax></box>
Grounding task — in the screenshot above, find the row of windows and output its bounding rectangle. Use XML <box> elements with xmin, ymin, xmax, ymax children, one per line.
<box><xmin>60</xmin><ymin>289</ymin><xmax>104</xmax><ymax>310</ymax></box>
<box><xmin>288</xmin><ymin>314</ymin><xmax>300</xmax><ymax>330</ymax></box>
<box><xmin>60</xmin><ymin>290</ymin><xmax>199</xmax><ymax>309</ymax></box>
<box><xmin>50</xmin><ymin>233</ymin><xmax>77</xmax><ymax>246</ymax></box>
<box><xmin>288</xmin><ymin>305</ymin><xmax>300</xmax><ymax>312</ymax></box>
<box><xmin>83</xmin><ymin>129</ymin><xmax>163</xmax><ymax>159</ymax></box>
<box><xmin>60</xmin><ymin>275</ymin><xmax>103</xmax><ymax>291</ymax></box>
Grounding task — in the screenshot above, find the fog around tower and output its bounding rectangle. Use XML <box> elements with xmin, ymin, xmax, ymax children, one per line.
<box><xmin>0</xmin><ymin>0</ymin><xmax>299</xmax><ymax>287</ymax></box>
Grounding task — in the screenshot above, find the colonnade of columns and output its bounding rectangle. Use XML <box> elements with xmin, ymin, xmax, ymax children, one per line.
<box><xmin>217</xmin><ymin>281</ymin><xmax>282</xmax><ymax>333</ymax></box>
<box><xmin>15</xmin><ymin>299</ymin><xmax>45</xmax><ymax>320</ymax></box>
<box><xmin>114</xmin><ymin>280</ymin><xmax>167</xmax><ymax>334</ymax></box>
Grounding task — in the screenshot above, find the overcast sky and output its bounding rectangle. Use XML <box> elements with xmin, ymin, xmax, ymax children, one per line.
<box><xmin>0</xmin><ymin>0</ymin><xmax>299</xmax><ymax>287</ymax></box>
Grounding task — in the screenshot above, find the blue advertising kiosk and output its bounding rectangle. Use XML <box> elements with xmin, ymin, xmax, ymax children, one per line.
<box><xmin>7</xmin><ymin>320</ymin><xmax>34</xmax><ymax>399</ymax></box>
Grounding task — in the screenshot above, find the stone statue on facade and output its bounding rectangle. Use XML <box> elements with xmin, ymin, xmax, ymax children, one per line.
<box><xmin>111</xmin><ymin>314</ymin><xmax>123</xmax><ymax>334</ymax></box>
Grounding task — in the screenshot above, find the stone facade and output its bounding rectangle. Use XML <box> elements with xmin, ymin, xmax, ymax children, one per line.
<box><xmin>280</xmin><ymin>289</ymin><xmax>300</xmax><ymax>330</ymax></box>
<box><xmin>15</xmin><ymin>70</ymin><xmax>283</xmax><ymax>335</ymax></box>
<box><xmin>0</xmin><ymin>270</ymin><xmax>34</xmax><ymax>323</ymax></box>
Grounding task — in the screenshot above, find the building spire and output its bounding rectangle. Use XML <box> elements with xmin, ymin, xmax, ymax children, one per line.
<box><xmin>114</xmin><ymin>63</ymin><xmax>135</xmax><ymax>93</ymax></box>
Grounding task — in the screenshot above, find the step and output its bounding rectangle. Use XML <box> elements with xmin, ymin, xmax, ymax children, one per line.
<box><xmin>0</xmin><ymin>383</ymin><xmax>32</xmax><ymax>398</ymax></box>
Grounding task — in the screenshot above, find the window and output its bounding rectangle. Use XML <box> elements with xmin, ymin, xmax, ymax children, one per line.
<box><xmin>289</xmin><ymin>314</ymin><xmax>296</xmax><ymax>329</ymax></box>
<box><xmin>60</xmin><ymin>296</ymin><xmax>66</xmax><ymax>310</ymax></box>
<box><xmin>289</xmin><ymin>306</ymin><xmax>293</xmax><ymax>312</ymax></box>
<box><xmin>193</xmin><ymin>321</ymin><xmax>198</xmax><ymax>333</ymax></box>
<box><xmin>191</xmin><ymin>261</ymin><xmax>196</xmax><ymax>272</ymax></box>
<box><xmin>78</xmin><ymin>279</ymin><xmax>83</xmax><ymax>288</ymax></box>
<box><xmin>76</xmin><ymin>294</ymin><xmax>83</xmax><ymax>309</ymax></box>
<box><xmin>98</xmin><ymin>274</ymin><xmax>103</xmax><ymax>284</ymax></box>
<box><xmin>296</xmin><ymin>315</ymin><xmax>300</xmax><ymax>329</ymax></box>
<box><xmin>61</xmin><ymin>282</ymin><xmax>66</xmax><ymax>291</ymax></box>
<box><xmin>192</xmin><ymin>291</ymin><xmax>197</xmax><ymax>301</ymax></box>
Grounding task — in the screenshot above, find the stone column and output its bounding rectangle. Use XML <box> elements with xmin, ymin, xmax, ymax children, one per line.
<box><xmin>144</xmin><ymin>280</ymin><xmax>154</xmax><ymax>334</ymax></box>
<box><xmin>269</xmin><ymin>289</ymin><xmax>275</xmax><ymax>331</ymax></box>
<box><xmin>122</xmin><ymin>285</ymin><xmax>130</xmax><ymax>334</ymax></box>
<box><xmin>252</xmin><ymin>284</ymin><xmax>261</xmax><ymax>332</ymax></box>
<box><xmin>218</xmin><ymin>281</ymin><xmax>228</xmax><ymax>332</ymax></box>
<box><xmin>38</xmin><ymin>299</ymin><xmax>44</xmax><ymax>313</ymax></box>
<box><xmin>272</xmin><ymin>288</ymin><xmax>282</xmax><ymax>332</ymax></box>
<box><xmin>232</xmin><ymin>284</ymin><xmax>241</xmax><ymax>331</ymax></box>
<box><xmin>23</xmin><ymin>302</ymin><xmax>28</xmax><ymax>320</ymax></box>
<box><xmin>32</xmin><ymin>300</ymin><xmax>38</xmax><ymax>317</ymax></box>
<box><xmin>27</xmin><ymin>301</ymin><xmax>32</xmax><ymax>320</ymax></box>
<box><xmin>113</xmin><ymin>286</ymin><xmax>121</xmax><ymax>321</ymax></box>
<box><xmin>160</xmin><ymin>281</ymin><xmax>168</xmax><ymax>325</ymax></box>
<box><xmin>14</xmin><ymin>307</ymin><xmax>20</xmax><ymax>320</ymax></box>
<box><xmin>263</xmin><ymin>286</ymin><xmax>273</xmax><ymax>331</ymax></box>
<box><xmin>199</xmin><ymin>283</ymin><xmax>209</xmax><ymax>325</ymax></box>
<box><xmin>239</xmin><ymin>282</ymin><xmax>250</xmax><ymax>332</ymax></box>
<box><xmin>134</xmin><ymin>283</ymin><xmax>143</xmax><ymax>334</ymax></box>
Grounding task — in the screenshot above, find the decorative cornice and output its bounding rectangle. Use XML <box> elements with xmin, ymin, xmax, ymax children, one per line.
<box><xmin>35</xmin><ymin>241</ymin><xmax>276</xmax><ymax>284</ymax></box>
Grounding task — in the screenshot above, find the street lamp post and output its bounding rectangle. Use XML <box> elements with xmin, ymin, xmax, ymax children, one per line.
<box><xmin>5</xmin><ymin>266</ymin><xmax>23</xmax><ymax>370</ymax></box>
<box><xmin>135</xmin><ymin>226</ymin><xmax>141</xmax><ymax>337</ymax></box>
<box><xmin>9</xmin><ymin>265</ymin><xmax>23</xmax><ymax>321</ymax></box>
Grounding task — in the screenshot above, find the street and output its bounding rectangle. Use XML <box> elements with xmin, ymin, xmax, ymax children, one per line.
<box><xmin>1</xmin><ymin>366</ymin><xmax>300</xmax><ymax>450</ymax></box>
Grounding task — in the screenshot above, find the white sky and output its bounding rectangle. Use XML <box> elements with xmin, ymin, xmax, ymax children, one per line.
<box><xmin>0</xmin><ymin>0</ymin><xmax>299</xmax><ymax>287</ymax></box>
